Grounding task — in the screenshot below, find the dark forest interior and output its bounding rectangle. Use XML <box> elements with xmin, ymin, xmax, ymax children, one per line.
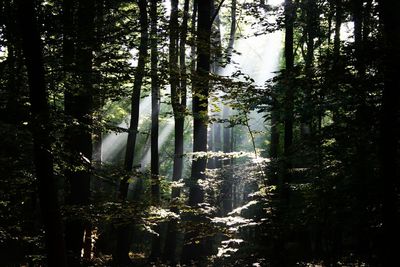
<box><xmin>0</xmin><ymin>0</ymin><xmax>399</xmax><ymax>266</ymax></box>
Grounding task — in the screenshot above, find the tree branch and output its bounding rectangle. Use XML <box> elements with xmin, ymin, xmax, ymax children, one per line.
<box><xmin>211</xmin><ymin>0</ymin><xmax>225</xmax><ymax>25</ymax></box>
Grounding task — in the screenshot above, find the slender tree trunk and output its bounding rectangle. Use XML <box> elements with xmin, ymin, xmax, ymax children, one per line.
<box><xmin>210</xmin><ymin>0</ymin><xmax>223</xmax><ymax>170</ymax></box>
<box><xmin>301</xmin><ymin>0</ymin><xmax>315</xmax><ymax>139</ymax></box>
<box><xmin>207</xmin><ymin>123</ymin><xmax>216</xmax><ymax>168</ymax></box>
<box><xmin>17</xmin><ymin>0</ymin><xmax>67</xmax><ymax>265</ymax></box>
<box><xmin>150</xmin><ymin>0</ymin><xmax>160</xmax><ymax>207</ymax></box>
<box><xmin>149</xmin><ymin>0</ymin><xmax>162</xmax><ymax>261</ymax></box>
<box><xmin>283</xmin><ymin>0</ymin><xmax>294</xmax><ymax>162</ymax></box>
<box><xmin>92</xmin><ymin>0</ymin><xmax>105</xmax><ymax>167</ymax></box>
<box><xmin>188</xmin><ymin>0</ymin><xmax>211</xmax><ymax>207</ymax></box>
<box><xmin>378</xmin><ymin>1</ymin><xmax>400</xmax><ymax>265</ymax></box>
<box><xmin>352</xmin><ymin>0</ymin><xmax>371</xmax><ymax>254</ymax></box>
<box><xmin>120</xmin><ymin>0</ymin><xmax>148</xmax><ymax>198</ymax></box>
<box><xmin>221</xmin><ymin>0</ymin><xmax>237</xmax><ymax>215</ymax></box>
<box><xmin>333</xmin><ymin>0</ymin><xmax>342</xmax><ymax>64</ymax></box>
<box><xmin>170</xmin><ymin>0</ymin><xmax>186</xmax><ymax>192</ymax></box>
<box><xmin>115</xmin><ymin>1</ymin><xmax>148</xmax><ymax>264</ymax></box>
<box><xmin>63</xmin><ymin>0</ymin><xmax>94</xmax><ymax>264</ymax></box>
<box><xmin>182</xmin><ymin>0</ymin><xmax>212</xmax><ymax>262</ymax></box>
<box><xmin>282</xmin><ymin>0</ymin><xmax>295</xmax><ymax>193</ymax></box>
<box><xmin>164</xmin><ymin>0</ymin><xmax>190</xmax><ymax>263</ymax></box>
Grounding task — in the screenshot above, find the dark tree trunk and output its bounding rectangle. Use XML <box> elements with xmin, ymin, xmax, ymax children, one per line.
<box><xmin>301</xmin><ymin>0</ymin><xmax>316</xmax><ymax>139</ymax></box>
<box><xmin>221</xmin><ymin>0</ymin><xmax>237</xmax><ymax>215</ymax></box>
<box><xmin>149</xmin><ymin>0</ymin><xmax>161</xmax><ymax>261</ymax></box>
<box><xmin>164</xmin><ymin>0</ymin><xmax>190</xmax><ymax>263</ymax></box>
<box><xmin>114</xmin><ymin>1</ymin><xmax>148</xmax><ymax>265</ymax></box>
<box><xmin>210</xmin><ymin>0</ymin><xmax>223</xmax><ymax>170</ymax></box>
<box><xmin>120</xmin><ymin>0</ymin><xmax>148</xmax><ymax>197</ymax></box>
<box><xmin>182</xmin><ymin>0</ymin><xmax>212</xmax><ymax>263</ymax></box>
<box><xmin>170</xmin><ymin>0</ymin><xmax>183</xmax><ymax>187</ymax></box>
<box><xmin>352</xmin><ymin>0</ymin><xmax>372</xmax><ymax>254</ymax></box>
<box><xmin>188</xmin><ymin>0</ymin><xmax>211</xmax><ymax>207</ymax></box>
<box><xmin>378</xmin><ymin>1</ymin><xmax>400</xmax><ymax>265</ymax></box>
<box><xmin>282</xmin><ymin>0</ymin><xmax>295</xmax><ymax>194</ymax></box>
<box><xmin>63</xmin><ymin>0</ymin><xmax>94</xmax><ymax>265</ymax></box>
<box><xmin>17</xmin><ymin>0</ymin><xmax>67</xmax><ymax>265</ymax></box>
<box><xmin>283</xmin><ymin>0</ymin><xmax>294</xmax><ymax>163</ymax></box>
<box><xmin>269</xmin><ymin>0</ymin><xmax>280</xmax><ymax>159</ymax></box>
<box><xmin>150</xmin><ymin>0</ymin><xmax>160</xmax><ymax>207</ymax></box>
<box><xmin>333</xmin><ymin>0</ymin><xmax>342</xmax><ymax>64</ymax></box>
<box><xmin>92</xmin><ymin>0</ymin><xmax>105</xmax><ymax>167</ymax></box>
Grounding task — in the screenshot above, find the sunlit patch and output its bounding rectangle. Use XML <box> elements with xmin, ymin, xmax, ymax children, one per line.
<box><xmin>100</xmin><ymin>96</ymin><xmax>152</xmax><ymax>163</ymax></box>
<box><xmin>340</xmin><ymin>21</ymin><xmax>355</xmax><ymax>42</ymax></box>
<box><xmin>140</xmin><ymin>118</ymin><xmax>175</xmax><ymax>171</ymax></box>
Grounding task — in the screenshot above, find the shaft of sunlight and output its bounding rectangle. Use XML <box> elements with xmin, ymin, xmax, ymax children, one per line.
<box><xmin>100</xmin><ymin>96</ymin><xmax>152</xmax><ymax>163</ymax></box>
<box><xmin>140</xmin><ymin>118</ymin><xmax>175</xmax><ymax>171</ymax></box>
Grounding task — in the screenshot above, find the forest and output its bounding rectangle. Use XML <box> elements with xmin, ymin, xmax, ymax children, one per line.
<box><xmin>0</xmin><ymin>0</ymin><xmax>399</xmax><ymax>266</ymax></box>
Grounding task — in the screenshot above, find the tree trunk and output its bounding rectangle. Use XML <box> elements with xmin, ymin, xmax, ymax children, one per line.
<box><xmin>63</xmin><ymin>0</ymin><xmax>94</xmax><ymax>264</ymax></box>
<box><xmin>333</xmin><ymin>0</ymin><xmax>342</xmax><ymax>64</ymax></box>
<box><xmin>282</xmin><ymin>0</ymin><xmax>295</xmax><ymax>195</ymax></box>
<box><xmin>182</xmin><ymin>0</ymin><xmax>212</xmax><ymax>262</ymax></box>
<box><xmin>115</xmin><ymin>1</ymin><xmax>148</xmax><ymax>264</ymax></box>
<box><xmin>221</xmin><ymin>0</ymin><xmax>237</xmax><ymax>215</ymax></box>
<box><xmin>378</xmin><ymin>1</ymin><xmax>400</xmax><ymax>265</ymax></box>
<box><xmin>283</xmin><ymin>0</ymin><xmax>294</xmax><ymax>163</ymax></box>
<box><xmin>120</xmin><ymin>0</ymin><xmax>148</xmax><ymax>197</ymax></box>
<box><xmin>164</xmin><ymin>0</ymin><xmax>190</xmax><ymax>263</ymax></box>
<box><xmin>210</xmin><ymin>0</ymin><xmax>223</xmax><ymax>170</ymax></box>
<box><xmin>150</xmin><ymin>0</ymin><xmax>160</xmax><ymax>207</ymax></box>
<box><xmin>188</xmin><ymin>0</ymin><xmax>211</xmax><ymax>207</ymax></box>
<box><xmin>149</xmin><ymin>0</ymin><xmax>161</xmax><ymax>261</ymax></box>
<box><xmin>92</xmin><ymin>0</ymin><xmax>105</xmax><ymax>167</ymax></box>
<box><xmin>170</xmin><ymin>0</ymin><xmax>185</xmax><ymax>189</ymax></box>
<box><xmin>17</xmin><ymin>0</ymin><xmax>67</xmax><ymax>265</ymax></box>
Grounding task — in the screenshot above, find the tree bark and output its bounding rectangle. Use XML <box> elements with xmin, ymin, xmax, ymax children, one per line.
<box><xmin>115</xmin><ymin>1</ymin><xmax>148</xmax><ymax>264</ymax></box>
<box><xmin>188</xmin><ymin>0</ymin><xmax>211</xmax><ymax>207</ymax></box>
<box><xmin>170</xmin><ymin>0</ymin><xmax>183</xmax><ymax>188</ymax></box>
<box><xmin>182</xmin><ymin>0</ymin><xmax>212</xmax><ymax>262</ymax></box>
<box><xmin>333</xmin><ymin>0</ymin><xmax>342</xmax><ymax>64</ymax></box>
<box><xmin>221</xmin><ymin>0</ymin><xmax>237</xmax><ymax>215</ymax></box>
<box><xmin>149</xmin><ymin>0</ymin><xmax>162</xmax><ymax>261</ymax></box>
<box><xmin>283</xmin><ymin>0</ymin><xmax>294</xmax><ymax>162</ymax></box>
<box><xmin>121</xmin><ymin>0</ymin><xmax>148</xmax><ymax>197</ymax></box>
<box><xmin>164</xmin><ymin>0</ymin><xmax>190</xmax><ymax>263</ymax></box>
<box><xmin>63</xmin><ymin>0</ymin><xmax>94</xmax><ymax>264</ymax></box>
<box><xmin>150</xmin><ymin>0</ymin><xmax>160</xmax><ymax>207</ymax></box>
<box><xmin>378</xmin><ymin>0</ymin><xmax>400</xmax><ymax>265</ymax></box>
<box><xmin>17</xmin><ymin>0</ymin><xmax>67</xmax><ymax>265</ymax></box>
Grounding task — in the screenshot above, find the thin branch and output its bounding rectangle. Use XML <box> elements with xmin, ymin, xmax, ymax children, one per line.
<box><xmin>211</xmin><ymin>0</ymin><xmax>225</xmax><ymax>25</ymax></box>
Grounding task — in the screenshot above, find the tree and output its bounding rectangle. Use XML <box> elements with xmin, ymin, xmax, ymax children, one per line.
<box><xmin>17</xmin><ymin>0</ymin><xmax>67</xmax><ymax>265</ymax></box>
<box><xmin>188</xmin><ymin>0</ymin><xmax>212</xmax><ymax>207</ymax></box>
<box><xmin>149</xmin><ymin>0</ymin><xmax>161</xmax><ymax>260</ymax></box>
<box><xmin>182</xmin><ymin>0</ymin><xmax>212</xmax><ymax>262</ymax></box>
<box><xmin>283</xmin><ymin>0</ymin><xmax>295</xmax><ymax>169</ymax></box>
<box><xmin>115</xmin><ymin>0</ymin><xmax>148</xmax><ymax>264</ymax></box>
<box><xmin>170</xmin><ymin>0</ymin><xmax>189</xmax><ymax>198</ymax></box>
<box><xmin>163</xmin><ymin>0</ymin><xmax>189</xmax><ymax>262</ymax></box>
<box><xmin>63</xmin><ymin>0</ymin><xmax>95</xmax><ymax>264</ymax></box>
<box><xmin>150</xmin><ymin>0</ymin><xmax>160</xmax><ymax>206</ymax></box>
<box><xmin>121</xmin><ymin>0</ymin><xmax>148</xmax><ymax>198</ymax></box>
<box><xmin>221</xmin><ymin>0</ymin><xmax>237</xmax><ymax>215</ymax></box>
<box><xmin>378</xmin><ymin>0</ymin><xmax>400</xmax><ymax>265</ymax></box>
